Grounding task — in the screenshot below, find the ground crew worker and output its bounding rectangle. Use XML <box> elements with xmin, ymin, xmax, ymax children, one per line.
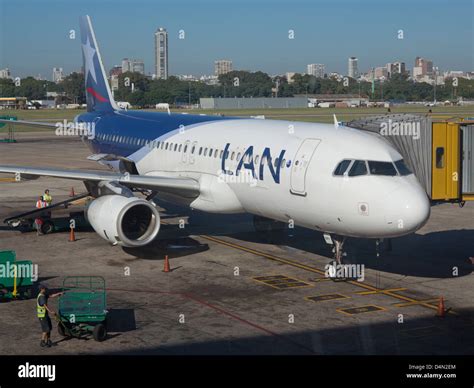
<box><xmin>43</xmin><ymin>189</ymin><xmax>52</xmax><ymax>206</ymax></box>
<box><xmin>34</xmin><ymin>196</ymin><xmax>46</xmax><ymax>236</ymax></box>
<box><xmin>37</xmin><ymin>285</ymin><xmax>63</xmax><ymax>348</ymax></box>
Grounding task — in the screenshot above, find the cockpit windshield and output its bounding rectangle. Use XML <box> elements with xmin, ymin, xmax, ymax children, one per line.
<box><xmin>348</xmin><ymin>160</ymin><xmax>368</xmax><ymax>176</ymax></box>
<box><xmin>394</xmin><ymin>159</ymin><xmax>413</xmax><ymax>176</ymax></box>
<box><xmin>334</xmin><ymin>160</ymin><xmax>352</xmax><ymax>176</ymax></box>
<box><xmin>367</xmin><ymin>161</ymin><xmax>397</xmax><ymax>176</ymax></box>
<box><xmin>333</xmin><ymin>159</ymin><xmax>413</xmax><ymax>177</ymax></box>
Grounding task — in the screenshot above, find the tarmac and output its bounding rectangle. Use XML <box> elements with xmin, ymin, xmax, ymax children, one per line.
<box><xmin>0</xmin><ymin>132</ymin><xmax>473</xmax><ymax>355</ymax></box>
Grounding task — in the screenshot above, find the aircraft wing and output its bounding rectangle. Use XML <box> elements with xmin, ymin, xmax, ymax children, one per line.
<box><xmin>0</xmin><ymin>165</ymin><xmax>200</xmax><ymax>198</ymax></box>
<box><xmin>0</xmin><ymin>119</ymin><xmax>59</xmax><ymax>129</ymax></box>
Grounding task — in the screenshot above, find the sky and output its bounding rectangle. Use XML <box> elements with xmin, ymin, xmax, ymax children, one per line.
<box><xmin>1</xmin><ymin>0</ymin><xmax>473</xmax><ymax>79</ymax></box>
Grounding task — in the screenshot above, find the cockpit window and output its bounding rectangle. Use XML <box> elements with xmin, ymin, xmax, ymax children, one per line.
<box><xmin>334</xmin><ymin>160</ymin><xmax>351</xmax><ymax>176</ymax></box>
<box><xmin>348</xmin><ymin>160</ymin><xmax>368</xmax><ymax>176</ymax></box>
<box><xmin>368</xmin><ymin>161</ymin><xmax>397</xmax><ymax>176</ymax></box>
<box><xmin>394</xmin><ymin>159</ymin><xmax>412</xmax><ymax>176</ymax></box>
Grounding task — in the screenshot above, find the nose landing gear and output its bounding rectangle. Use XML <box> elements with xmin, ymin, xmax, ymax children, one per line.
<box><xmin>324</xmin><ymin>233</ymin><xmax>347</xmax><ymax>265</ymax></box>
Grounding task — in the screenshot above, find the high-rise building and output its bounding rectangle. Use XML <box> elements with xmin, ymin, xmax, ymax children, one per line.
<box><xmin>154</xmin><ymin>28</ymin><xmax>168</xmax><ymax>79</ymax></box>
<box><xmin>121</xmin><ymin>59</ymin><xmax>145</xmax><ymax>75</ymax></box>
<box><xmin>348</xmin><ymin>57</ymin><xmax>358</xmax><ymax>78</ymax></box>
<box><xmin>386</xmin><ymin>61</ymin><xmax>406</xmax><ymax>77</ymax></box>
<box><xmin>0</xmin><ymin>68</ymin><xmax>11</xmax><ymax>79</ymax></box>
<box><xmin>413</xmin><ymin>57</ymin><xmax>433</xmax><ymax>78</ymax></box>
<box><xmin>307</xmin><ymin>63</ymin><xmax>325</xmax><ymax>78</ymax></box>
<box><xmin>214</xmin><ymin>60</ymin><xmax>233</xmax><ymax>76</ymax></box>
<box><xmin>52</xmin><ymin>67</ymin><xmax>64</xmax><ymax>83</ymax></box>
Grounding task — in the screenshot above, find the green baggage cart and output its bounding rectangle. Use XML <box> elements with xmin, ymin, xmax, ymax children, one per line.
<box><xmin>57</xmin><ymin>276</ymin><xmax>108</xmax><ymax>341</ymax></box>
<box><xmin>0</xmin><ymin>250</ymin><xmax>35</xmax><ymax>300</ymax></box>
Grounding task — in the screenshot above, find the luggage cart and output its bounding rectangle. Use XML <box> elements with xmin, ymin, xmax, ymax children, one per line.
<box><xmin>0</xmin><ymin>250</ymin><xmax>35</xmax><ymax>301</ymax></box>
<box><xmin>57</xmin><ymin>276</ymin><xmax>108</xmax><ymax>342</ymax></box>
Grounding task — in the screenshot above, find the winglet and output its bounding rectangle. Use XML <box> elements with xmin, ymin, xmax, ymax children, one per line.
<box><xmin>80</xmin><ymin>16</ymin><xmax>119</xmax><ymax>112</ymax></box>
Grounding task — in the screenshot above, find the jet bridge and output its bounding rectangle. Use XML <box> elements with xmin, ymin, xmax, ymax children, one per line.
<box><xmin>347</xmin><ymin>114</ymin><xmax>474</xmax><ymax>203</ymax></box>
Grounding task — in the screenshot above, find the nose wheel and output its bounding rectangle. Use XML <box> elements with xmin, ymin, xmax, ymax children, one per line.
<box><xmin>333</xmin><ymin>235</ymin><xmax>347</xmax><ymax>265</ymax></box>
<box><xmin>323</xmin><ymin>233</ymin><xmax>347</xmax><ymax>265</ymax></box>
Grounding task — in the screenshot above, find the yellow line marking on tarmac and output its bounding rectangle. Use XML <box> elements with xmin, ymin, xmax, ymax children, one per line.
<box><xmin>356</xmin><ymin>288</ymin><xmax>407</xmax><ymax>295</ymax></box>
<box><xmin>0</xmin><ymin>178</ymin><xmax>17</xmax><ymax>182</ymax></box>
<box><xmin>305</xmin><ymin>294</ymin><xmax>349</xmax><ymax>303</ymax></box>
<box><xmin>252</xmin><ymin>275</ymin><xmax>312</xmax><ymax>290</ymax></box>
<box><xmin>337</xmin><ymin>305</ymin><xmax>386</xmax><ymax>316</ymax></box>
<box><xmin>200</xmin><ymin>235</ymin><xmax>457</xmax><ymax>315</ymax></box>
<box><xmin>392</xmin><ymin>298</ymin><xmax>440</xmax><ymax>308</ymax></box>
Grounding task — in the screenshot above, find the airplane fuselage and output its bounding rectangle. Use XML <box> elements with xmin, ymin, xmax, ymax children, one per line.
<box><xmin>77</xmin><ymin>110</ymin><xmax>431</xmax><ymax>239</ymax></box>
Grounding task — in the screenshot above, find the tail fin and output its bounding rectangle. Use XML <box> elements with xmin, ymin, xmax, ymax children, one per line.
<box><xmin>80</xmin><ymin>15</ymin><xmax>119</xmax><ymax>112</ymax></box>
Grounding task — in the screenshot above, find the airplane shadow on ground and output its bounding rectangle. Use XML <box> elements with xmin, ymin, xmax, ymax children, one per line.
<box><xmin>153</xmin><ymin>201</ymin><xmax>474</xmax><ymax>279</ymax></box>
<box><xmin>122</xmin><ymin>223</ymin><xmax>209</xmax><ymax>260</ymax></box>
<box><xmin>101</xmin><ymin>306</ymin><xmax>474</xmax><ymax>355</ymax></box>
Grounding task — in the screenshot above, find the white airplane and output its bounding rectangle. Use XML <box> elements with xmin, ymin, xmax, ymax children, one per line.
<box><xmin>0</xmin><ymin>16</ymin><xmax>430</xmax><ymax>264</ymax></box>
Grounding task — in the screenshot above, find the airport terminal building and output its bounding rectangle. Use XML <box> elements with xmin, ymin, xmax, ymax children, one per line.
<box><xmin>200</xmin><ymin>97</ymin><xmax>308</xmax><ymax>109</ymax></box>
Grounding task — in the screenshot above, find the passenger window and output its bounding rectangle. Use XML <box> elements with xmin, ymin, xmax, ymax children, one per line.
<box><xmin>231</xmin><ymin>152</ymin><xmax>235</xmax><ymax>160</ymax></box>
<box><xmin>436</xmin><ymin>147</ymin><xmax>444</xmax><ymax>168</ymax></box>
<box><xmin>220</xmin><ymin>150</ymin><xmax>223</xmax><ymax>158</ymax></box>
<box><xmin>199</xmin><ymin>147</ymin><xmax>203</xmax><ymax>155</ymax></box>
<box><xmin>209</xmin><ymin>148</ymin><xmax>213</xmax><ymax>156</ymax></box>
<box><xmin>237</xmin><ymin>153</ymin><xmax>241</xmax><ymax>161</ymax></box>
<box><xmin>178</xmin><ymin>144</ymin><xmax>182</xmax><ymax>152</ymax></box>
<box><xmin>368</xmin><ymin>161</ymin><xmax>397</xmax><ymax>176</ymax></box>
<box><xmin>204</xmin><ymin>148</ymin><xmax>208</xmax><ymax>156</ymax></box>
<box><xmin>183</xmin><ymin>145</ymin><xmax>187</xmax><ymax>153</ymax></box>
<box><xmin>174</xmin><ymin>144</ymin><xmax>177</xmax><ymax>151</ymax></box>
<box><xmin>214</xmin><ymin>149</ymin><xmax>218</xmax><ymax>158</ymax></box>
<box><xmin>334</xmin><ymin>160</ymin><xmax>352</xmax><ymax>176</ymax></box>
<box><xmin>348</xmin><ymin>160</ymin><xmax>368</xmax><ymax>176</ymax></box>
<box><xmin>191</xmin><ymin>146</ymin><xmax>195</xmax><ymax>154</ymax></box>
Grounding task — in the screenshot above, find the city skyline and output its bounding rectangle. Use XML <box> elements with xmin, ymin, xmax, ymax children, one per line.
<box><xmin>1</xmin><ymin>0</ymin><xmax>472</xmax><ymax>78</ymax></box>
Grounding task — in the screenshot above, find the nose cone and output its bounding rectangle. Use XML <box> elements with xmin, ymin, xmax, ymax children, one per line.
<box><xmin>385</xmin><ymin>186</ymin><xmax>430</xmax><ymax>235</ymax></box>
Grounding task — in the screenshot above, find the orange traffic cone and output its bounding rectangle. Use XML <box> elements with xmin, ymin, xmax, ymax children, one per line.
<box><xmin>69</xmin><ymin>187</ymin><xmax>75</xmax><ymax>197</ymax></box>
<box><xmin>69</xmin><ymin>226</ymin><xmax>76</xmax><ymax>242</ymax></box>
<box><xmin>163</xmin><ymin>255</ymin><xmax>170</xmax><ymax>273</ymax></box>
<box><xmin>436</xmin><ymin>296</ymin><xmax>446</xmax><ymax>318</ymax></box>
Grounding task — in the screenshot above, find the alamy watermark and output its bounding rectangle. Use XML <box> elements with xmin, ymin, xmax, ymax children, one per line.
<box><xmin>0</xmin><ymin>262</ymin><xmax>38</xmax><ymax>282</ymax></box>
<box><xmin>55</xmin><ymin>120</ymin><xmax>95</xmax><ymax>139</ymax></box>
<box><xmin>380</xmin><ymin>119</ymin><xmax>420</xmax><ymax>140</ymax></box>
<box><xmin>325</xmin><ymin>263</ymin><xmax>365</xmax><ymax>282</ymax></box>
<box><xmin>217</xmin><ymin>169</ymin><xmax>258</xmax><ymax>187</ymax></box>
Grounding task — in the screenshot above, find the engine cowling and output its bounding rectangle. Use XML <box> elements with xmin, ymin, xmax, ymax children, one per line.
<box><xmin>85</xmin><ymin>195</ymin><xmax>160</xmax><ymax>247</ymax></box>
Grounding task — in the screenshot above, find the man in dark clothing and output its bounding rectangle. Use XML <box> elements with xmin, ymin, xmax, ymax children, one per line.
<box><xmin>37</xmin><ymin>285</ymin><xmax>63</xmax><ymax>348</ymax></box>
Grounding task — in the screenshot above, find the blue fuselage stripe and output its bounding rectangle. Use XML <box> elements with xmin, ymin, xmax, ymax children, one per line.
<box><xmin>78</xmin><ymin>110</ymin><xmax>236</xmax><ymax>157</ymax></box>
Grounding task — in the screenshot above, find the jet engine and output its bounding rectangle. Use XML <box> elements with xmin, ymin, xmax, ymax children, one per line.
<box><xmin>85</xmin><ymin>195</ymin><xmax>160</xmax><ymax>247</ymax></box>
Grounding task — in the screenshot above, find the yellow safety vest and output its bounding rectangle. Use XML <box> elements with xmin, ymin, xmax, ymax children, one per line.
<box><xmin>37</xmin><ymin>293</ymin><xmax>46</xmax><ymax>318</ymax></box>
<box><xmin>43</xmin><ymin>194</ymin><xmax>52</xmax><ymax>205</ymax></box>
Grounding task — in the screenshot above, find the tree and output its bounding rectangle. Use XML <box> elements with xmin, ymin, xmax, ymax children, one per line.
<box><xmin>61</xmin><ymin>72</ymin><xmax>85</xmax><ymax>103</ymax></box>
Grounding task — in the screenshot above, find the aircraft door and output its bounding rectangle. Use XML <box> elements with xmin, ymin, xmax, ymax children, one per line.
<box><xmin>290</xmin><ymin>138</ymin><xmax>321</xmax><ymax>196</ymax></box>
